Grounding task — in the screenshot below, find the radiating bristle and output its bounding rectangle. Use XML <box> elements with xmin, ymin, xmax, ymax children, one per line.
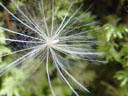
<box><xmin>0</xmin><ymin>0</ymin><xmax>103</xmax><ymax>95</ymax></box>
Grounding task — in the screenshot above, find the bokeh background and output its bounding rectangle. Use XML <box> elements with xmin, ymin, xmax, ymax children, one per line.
<box><xmin>0</xmin><ymin>0</ymin><xmax>128</xmax><ymax>96</ymax></box>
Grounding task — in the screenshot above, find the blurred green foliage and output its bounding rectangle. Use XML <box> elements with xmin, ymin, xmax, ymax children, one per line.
<box><xmin>0</xmin><ymin>0</ymin><xmax>128</xmax><ymax>96</ymax></box>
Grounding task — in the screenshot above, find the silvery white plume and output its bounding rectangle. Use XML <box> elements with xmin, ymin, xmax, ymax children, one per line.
<box><xmin>0</xmin><ymin>0</ymin><xmax>103</xmax><ymax>95</ymax></box>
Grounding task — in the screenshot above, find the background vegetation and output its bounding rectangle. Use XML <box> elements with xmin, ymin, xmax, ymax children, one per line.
<box><xmin>0</xmin><ymin>0</ymin><xmax>128</xmax><ymax>96</ymax></box>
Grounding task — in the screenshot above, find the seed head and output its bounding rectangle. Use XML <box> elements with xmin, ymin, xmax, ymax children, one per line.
<box><xmin>0</xmin><ymin>0</ymin><xmax>103</xmax><ymax>96</ymax></box>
